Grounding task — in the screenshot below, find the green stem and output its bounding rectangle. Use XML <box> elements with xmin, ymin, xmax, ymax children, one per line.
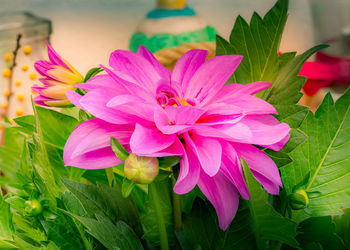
<box><xmin>149</xmin><ymin>183</ymin><xmax>169</xmax><ymax>250</ymax></box>
<box><xmin>105</xmin><ymin>167</ymin><xmax>115</xmax><ymax>187</ymax></box>
<box><xmin>172</xmin><ymin>176</ymin><xmax>182</xmax><ymax>230</ymax></box>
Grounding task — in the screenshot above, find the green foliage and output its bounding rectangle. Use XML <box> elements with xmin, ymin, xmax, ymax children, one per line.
<box><xmin>176</xmin><ymin>199</ymin><xmax>255</xmax><ymax>250</ymax></box>
<box><xmin>281</xmin><ymin>89</ymin><xmax>350</xmax><ymax>219</ymax></box>
<box><xmin>111</xmin><ymin>137</ymin><xmax>130</xmax><ymax>161</ymax></box>
<box><xmin>216</xmin><ymin>0</ymin><xmax>288</xmax><ymax>84</ymax></box>
<box><xmin>296</xmin><ymin>217</ymin><xmax>345</xmax><ymax>250</ymax></box>
<box><xmin>68</xmin><ymin>213</ymin><xmax>143</xmax><ymax>250</ymax></box>
<box><xmin>141</xmin><ymin>180</ymin><xmax>174</xmax><ymax>245</ymax></box>
<box><xmin>84</xmin><ymin>67</ymin><xmax>104</xmax><ymax>82</ymax></box>
<box><xmin>242</xmin><ymin>160</ymin><xmax>299</xmax><ymax>248</ymax></box>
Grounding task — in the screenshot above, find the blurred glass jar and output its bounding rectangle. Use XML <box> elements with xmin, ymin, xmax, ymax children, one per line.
<box><xmin>309</xmin><ymin>0</ymin><xmax>350</xmax><ymax>95</ymax></box>
<box><xmin>0</xmin><ymin>12</ymin><xmax>51</xmax><ymax>121</ymax></box>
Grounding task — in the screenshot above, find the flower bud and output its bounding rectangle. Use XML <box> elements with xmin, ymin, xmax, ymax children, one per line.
<box><xmin>25</xmin><ymin>199</ymin><xmax>43</xmax><ymax>216</ymax></box>
<box><xmin>124</xmin><ymin>154</ymin><xmax>159</xmax><ymax>184</ymax></box>
<box><xmin>32</xmin><ymin>42</ymin><xmax>83</xmax><ymax>107</ymax></box>
<box><xmin>289</xmin><ymin>189</ymin><xmax>309</xmax><ymax>210</ymax></box>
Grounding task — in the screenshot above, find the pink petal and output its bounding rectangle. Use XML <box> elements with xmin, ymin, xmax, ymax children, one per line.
<box><xmin>221</xmin><ymin>141</ymin><xmax>250</xmax><ymax>199</ymax></box>
<box><xmin>79</xmin><ymin>89</ymin><xmax>147</xmax><ymax>125</ymax></box>
<box><xmin>240</xmin><ymin>115</ymin><xmax>290</xmax><ymax>147</ymax></box>
<box><xmin>154</xmin><ymin>108</ymin><xmax>194</xmax><ymax>135</ymax></box>
<box><xmin>174</xmin><ymin>137</ymin><xmax>200</xmax><ymax>194</ymax></box>
<box><xmin>130</xmin><ymin>124</ymin><xmax>176</xmax><ymax>155</ymax></box>
<box><xmin>66</xmin><ymin>90</ymin><xmax>84</xmax><ymax>109</ymax></box>
<box><xmin>137</xmin><ymin>45</ymin><xmax>171</xmax><ymax>81</ymax></box>
<box><xmin>109</xmin><ymin>49</ymin><xmax>162</xmax><ymax>93</ymax></box>
<box><xmin>212</xmin><ymin>82</ymin><xmax>272</xmax><ymax>103</ymax></box>
<box><xmin>221</xmin><ymin>94</ymin><xmax>277</xmax><ymax>115</ymax></box>
<box><xmin>64</xmin><ymin>118</ymin><xmax>132</xmax><ymax>169</ymax></box>
<box><xmin>46</xmin><ymin>41</ymin><xmax>70</xmax><ymax>69</ymax></box>
<box><xmin>197</xmin><ymin>171</ymin><xmax>240</xmax><ymax>230</ymax></box>
<box><xmin>233</xmin><ymin>143</ymin><xmax>282</xmax><ymax>194</ymax></box>
<box><xmin>172</xmin><ymin>49</ymin><xmax>208</xmax><ymax>96</ymax></box>
<box><xmin>186</xmin><ymin>55</ymin><xmax>243</xmax><ymax>104</ymax></box>
<box><xmin>185</xmin><ymin>133</ymin><xmax>222</xmax><ymax>177</ymax></box>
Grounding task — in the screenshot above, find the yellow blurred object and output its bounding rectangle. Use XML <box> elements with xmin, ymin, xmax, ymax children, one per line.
<box><xmin>17</xmin><ymin>93</ymin><xmax>24</xmax><ymax>102</ymax></box>
<box><xmin>3</xmin><ymin>89</ymin><xmax>10</xmax><ymax>97</ymax></box>
<box><xmin>4</xmin><ymin>52</ymin><xmax>12</xmax><ymax>62</ymax></box>
<box><xmin>157</xmin><ymin>0</ymin><xmax>186</xmax><ymax>9</ymax></box>
<box><xmin>23</xmin><ymin>45</ymin><xmax>32</xmax><ymax>56</ymax></box>
<box><xmin>15</xmin><ymin>80</ymin><xmax>21</xmax><ymax>87</ymax></box>
<box><xmin>2</xmin><ymin>68</ymin><xmax>11</xmax><ymax>78</ymax></box>
<box><xmin>0</xmin><ymin>125</ymin><xmax>3</xmax><ymax>131</ymax></box>
<box><xmin>15</xmin><ymin>107</ymin><xmax>24</xmax><ymax>116</ymax></box>
<box><xmin>1</xmin><ymin>101</ymin><xmax>8</xmax><ymax>110</ymax></box>
<box><xmin>21</xmin><ymin>64</ymin><xmax>29</xmax><ymax>72</ymax></box>
<box><xmin>31</xmin><ymin>89</ymin><xmax>37</xmax><ymax>95</ymax></box>
<box><xmin>29</xmin><ymin>72</ymin><xmax>37</xmax><ymax>80</ymax></box>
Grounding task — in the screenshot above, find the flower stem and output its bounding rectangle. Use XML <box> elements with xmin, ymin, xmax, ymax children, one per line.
<box><xmin>172</xmin><ymin>176</ymin><xmax>182</xmax><ymax>230</ymax></box>
<box><xmin>105</xmin><ymin>167</ymin><xmax>115</xmax><ymax>187</ymax></box>
<box><xmin>149</xmin><ymin>182</ymin><xmax>169</xmax><ymax>250</ymax></box>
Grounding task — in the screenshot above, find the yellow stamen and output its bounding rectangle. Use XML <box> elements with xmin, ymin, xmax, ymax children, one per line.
<box><xmin>176</xmin><ymin>96</ymin><xmax>190</xmax><ymax>106</ymax></box>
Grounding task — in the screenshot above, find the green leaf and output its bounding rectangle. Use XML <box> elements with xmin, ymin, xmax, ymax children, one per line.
<box><xmin>84</xmin><ymin>67</ymin><xmax>103</xmax><ymax>82</ymax></box>
<box><xmin>263</xmin><ymin>44</ymin><xmax>328</xmax><ymax>105</ymax></box>
<box><xmin>111</xmin><ymin>137</ymin><xmax>130</xmax><ymax>161</ymax></box>
<box><xmin>13</xmin><ymin>115</ymin><xmax>35</xmax><ymax>133</ymax></box>
<box><xmin>158</xmin><ymin>156</ymin><xmax>181</xmax><ymax>169</ymax></box>
<box><xmin>0</xmin><ymin>195</ymin><xmax>13</xmax><ymax>241</ymax></box>
<box><xmin>243</xmin><ymin>159</ymin><xmax>298</xmax><ymax>248</ymax></box>
<box><xmin>122</xmin><ymin>178</ymin><xmax>136</xmax><ymax>198</ymax></box>
<box><xmin>69</xmin><ymin>213</ymin><xmax>143</xmax><ymax>250</ymax></box>
<box><xmin>141</xmin><ymin>179</ymin><xmax>174</xmax><ymax>244</ymax></box>
<box><xmin>297</xmin><ymin>217</ymin><xmax>345</xmax><ymax>250</ymax></box>
<box><xmin>280</xmin><ymin>89</ymin><xmax>350</xmax><ymax>218</ymax></box>
<box><xmin>217</xmin><ymin>0</ymin><xmax>288</xmax><ymax>84</ymax></box>
<box><xmin>176</xmin><ymin>199</ymin><xmax>255</xmax><ymax>250</ymax></box>
<box><xmin>31</xmin><ymin>105</ymin><xmax>59</xmax><ymax>207</ymax></box>
<box><xmin>36</xmin><ymin>106</ymin><xmax>79</xmax><ymax>149</ymax></box>
<box><xmin>61</xmin><ymin>179</ymin><xmax>142</xmax><ymax>235</ymax></box>
<box><xmin>264</xmin><ymin>149</ymin><xmax>292</xmax><ymax>168</ymax></box>
<box><xmin>333</xmin><ymin>208</ymin><xmax>350</xmax><ymax>247</ymax></box>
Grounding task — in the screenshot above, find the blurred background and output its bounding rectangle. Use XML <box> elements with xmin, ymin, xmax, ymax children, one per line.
<box><xmin>0</xmin><ymin>0</ymin><xmax>348</xmax><ymax>119</ymax></box>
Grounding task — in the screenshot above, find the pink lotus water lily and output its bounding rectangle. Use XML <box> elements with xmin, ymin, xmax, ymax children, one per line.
<box><xmin>63</xmin><ymin>46</ymin><xmax>290</xmax><ymax>230</ymax></box>
<box><xmin>32</xmin><ymin>42</ymin><xmax>84</xmax><ymax>107</ymax></box>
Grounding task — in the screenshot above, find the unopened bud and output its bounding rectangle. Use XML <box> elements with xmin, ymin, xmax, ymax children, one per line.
<box><xmin>290</xmin><ymin>189</ymin><xmax>309</xmax><ymax>210</ymax></box>
<box><xmin>25</xmin><ymin>199</ymin><xmax>43</xmax><ymax>216</ymax></box>
<box><xmin>124</xmin><ymin>154</ymin><xmax>159</xmax><ymax>184</ymax></box>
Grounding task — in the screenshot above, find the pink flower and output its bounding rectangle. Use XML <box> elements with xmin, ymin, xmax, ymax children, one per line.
<box><xmin>63</xmin><ymin>46</ymin><xmax>290</xmax><ymax>230</ymax></box>
<box><xmin>32</xmin><ymin>42</ymin><xmax>84</xmax><ymax>107</ymax></box>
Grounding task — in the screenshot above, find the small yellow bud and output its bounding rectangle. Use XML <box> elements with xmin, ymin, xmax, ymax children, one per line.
<box><xmin>16</xmin><ymin>107</ymin><xmax>24</xmax><ymax>116</ymax></box>
<box><xmin>1</xmin><ymin>101</ymin><xmax>8</xmax><ymax>110</ymax></box>
<box><xmin>124</xmin><ymin>154</ymin><xmax>159</xmax><ymax>184</ymax></box>
<box><xmin>23</xmin><ymin>45</ymin><xmax>32</xmax><ymax>56</ymax></box>
<box><xmin>29</xmin><ymin>72</ymin><xmax>37</xmax><ymax>80</ymax></box>
<box><xmin>290</xmin><ymin>189</ymin><xmax>309</xmax><ymax>210</ymax></box>
<box><xmin>2</xmin><ymin>68</ymin><xmax>11</xmax><ymax>78</ymax></box>
<box><xmin>21</xmin><ymin>64</ymin><xmax>29</xmax><ymax>72</ymax></box>
<box><xmin>25</xmin><ymin>200</ymin><xmax>42</xmax><ymax>216</ymax></box>
<box><xmin>17</xmin><ymin>93</ymin><xmax>24</xmax><ymax>102</ymax></box>
<box><xmin>15</xmin><ymin>80</ymin><xmax>21</xmax><ymax>87</ymax></box>
<box><xmin>3</xmin><ymin>89</ymin><xmax>10</xmax><ymax>97</ymax></box>
<box><xmin>4</xmin><ymin>52</ymin><xmax>12</xmax><ymax>62</ymax></box>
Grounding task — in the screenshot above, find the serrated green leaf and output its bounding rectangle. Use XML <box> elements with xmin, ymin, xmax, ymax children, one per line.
<box><xmin>243</xmin><ymin>159</ymin><xmax>299</xmax><ymax>248</ymax></box>
<box><xmin>69</xmin><ymin>213</ymin><xmax>143</xmax><ymax>250</ymax></box>
<box><xmin>264</xmin><ymin>44</ymin><xmax>328</xmax><ymax>105</ymax></box>
<box><xmin>280</xmin><ymin>89</ymin><xmax>350</xmax><ymax>219</ymax></box>
<box><xmin>216</xmin><ymin>0</ymin><xmax>288</xmax><ymax>84</ymax></box>
<box><xmin>61</xmin><ymin>179</ymin><xmax>142</xmax><ymax>235</ymax></box>
<box><xmin>111</xmin><ymin>137</ymin><xmax>129</xmax><ymax>161</ymax></box>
